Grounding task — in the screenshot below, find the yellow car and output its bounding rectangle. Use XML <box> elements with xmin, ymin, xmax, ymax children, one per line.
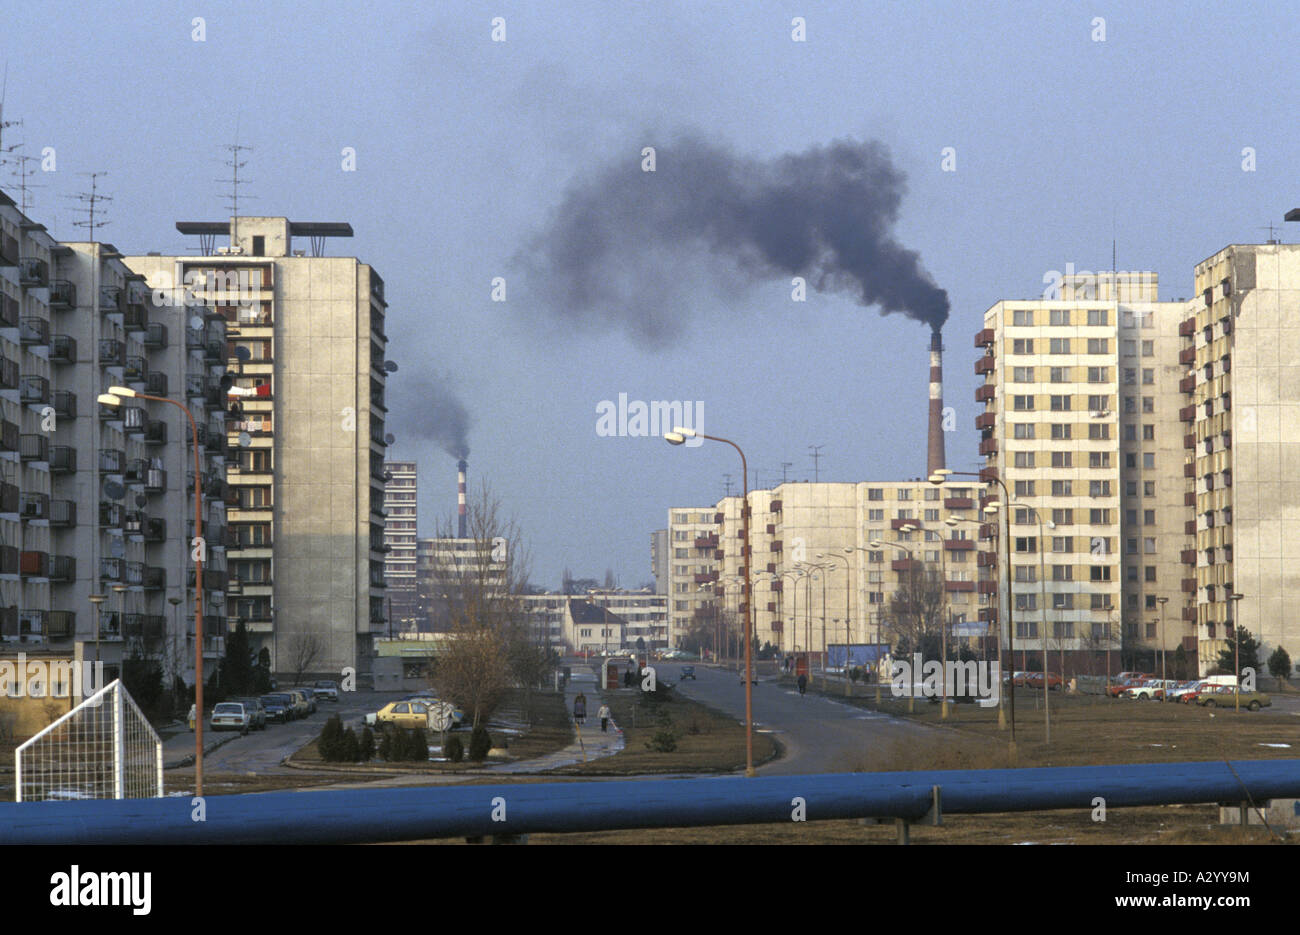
<box><xmin>365</xmin><ymin>699</ymin><xmax>465</xmax><ymax>730</ymax></box>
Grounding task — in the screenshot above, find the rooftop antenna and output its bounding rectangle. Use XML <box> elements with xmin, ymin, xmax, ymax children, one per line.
<box><xmin>780</xmin><ymin>462</ymin><xmax>792</xmax><ymax>484</ymax></box>
<box><xmin>217</xmin><ymin>117</ymin><xmax>254</xmax><ymax>251</ymax></box>
<box><xmin>0</xmin><ymin>64</ymin><xmax>23</xmax><ymax>169</ymax></box>
<box><xmin>722</xmin><ymin>473</ymin><xmax>733</xmax><ymax>498</ymax></box>
<box><xmin>1258</xmin><ymin>223</ymin><xmax>1281</xmax><ymax>245</ymax></box>
<box><xmin>66</xmin><ymin>171</ymin><xmax>111</xmax><ymax>240</ymax></box>
<box><xmin>808</xmin><ymin>444</ymin><xmax>824</xmax><ymax>483</ymax></box>
<box><xmin>10</xmin><ymin>151</ymin><xmax>44</xmax><ymax>214</ymax></box>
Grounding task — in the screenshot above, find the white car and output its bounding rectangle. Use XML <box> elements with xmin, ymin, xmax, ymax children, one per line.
<box><xmin>210</xmin><ymin>702</ymin><xmax>251</xmax><ymax>735</ymax></box>
<box><xmin>1124</xmin><ymin>678</ymin><xmax>1177</xmax><ymax>700</ymax></box>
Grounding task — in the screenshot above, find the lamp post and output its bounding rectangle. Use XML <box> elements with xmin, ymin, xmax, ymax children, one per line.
<box><xmin>930</xmin><ymin>469</ymin><xmax>1013</xmax><ymax>742</ymax></box>
<box><xmin>817</xmin><ymin>551</ymin><xmax>853</xmax><ymax>697</ymax></box>
<box><xmin>848</xmin><ymin>545</ymin><xmax>888</xmax><ymax>702</ymax></box>
<box><xmin>89</xmin><ymin>592</ymin><xmax>106</xmax><ymax>663</ymax></box>
<box><xmin>1229</xmin><ymin>592</ymin><xmax>1244</xmax><ymax>712</ymax></box>
<box><xmin>666</xmin><ymin>426</ymin><xmax>755</xmax><ymax>776</ymax></box>
<box><xmin>113</xmin><ymin>583</ymin><xmax>128</xmax><ymax>650</ymax></box>
<box><xmin>1020</xmin><ymin>506</ymin><xmax>1055</xmax><ymax>742</ymax></box>
<box><xmin>100</xmin><ymin>386</ymin><xmax>207</xmax><ymax>796</ymax></box>
<box><xmin>870</xmin><ymin>537</ymin><xmax>917</xmax><ymax>711</ymax></box>
<box><xmin>773</xmin><ymin>569</ymin><xmax>804</xmax><ymax>659</ymax></box>
<box><xmin>1156</xmin><ymin>596</ymin><xmax>1169</xmax><ymax>687</ymax></box>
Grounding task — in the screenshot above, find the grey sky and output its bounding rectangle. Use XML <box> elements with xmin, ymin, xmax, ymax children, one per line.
<box><xmin>4</xmin><ymin>1</ymin><xmax>1297</xmax><ymax>588</ymax></box>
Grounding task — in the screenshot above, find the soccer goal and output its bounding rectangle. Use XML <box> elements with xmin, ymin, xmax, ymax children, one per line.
<box><xmin>14</xmin><ymin>679</ymin><xmax>163</xmax><ymax>802</ymax></box>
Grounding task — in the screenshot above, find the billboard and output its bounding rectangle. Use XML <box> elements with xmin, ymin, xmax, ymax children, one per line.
<box><xmin>826</xmin><ymin>643</ymin><xmax>890</xmax><ymax>669</ymax></box>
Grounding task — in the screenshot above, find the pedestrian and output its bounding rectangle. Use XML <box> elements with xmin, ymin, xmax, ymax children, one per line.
<box><xmin>597</xmin><ymin>703</ymin><xmax>611</xmax><ymax>732</ymax></box>
<box><xmin>797</xmin><ymin>673</ymin><xmax>808</xmax><ymax>696</ymax></box>
<box><xmin>187</xmin><ymin>703</ymin><xmax>197</xmax><ymax>731</ymax></box>
<box><xmin>573</xmin><ymin>692</ymin><xmax>587</xmax><ymax>724</ymax></box>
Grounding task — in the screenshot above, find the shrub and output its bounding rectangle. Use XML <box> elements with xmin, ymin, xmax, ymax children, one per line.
<box><xmin>359</xmin><ymin>727</ymin><xmax>375</xmax><ymax>762</ymax></box>
<box><xmin>318</xmin><ymin>715</ymin><xmax>345</xmax><ymax>761</ymax></box>
<box><xmin>445</xmin><ymin>736</ymin><xmax>465</xmax><ymax>762</ymax></box>
<box><xmin>340</xmin><ymin>728</ymin><xmax>360</xmax><ymax>762</ymax></box>
<box><xmin>468</xmin><ymin>726</ymin><xmax>492</xmax><ymax>761</ymax></box>
<box><xmin>409</xmin><ymin>727</ymin><xmax>428</xmax><ymax>762</ymax></box>
<box><xmin>849</xmin><ymin>667</ymin><xmax>862</xmax><ymax>684</ymax></box>
<box><xmin>378</xmin><ymin>726</ymin><xmax>395</xmax><ymax>761</ymax></box>
<box><xmin>645</xmin><ymin>726</ymin><xmax>678</xmax><ymax>753</ymax></box>
<box><xmin>1268</xmin><ymin>646</ymin><xmax>1292</xmax><ymax>682</ymax></box>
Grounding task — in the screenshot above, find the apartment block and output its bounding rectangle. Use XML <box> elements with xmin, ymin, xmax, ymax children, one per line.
<box><xmin>1185</xmin><ymin>243</ymin><xmax>1300</xmax><ymax>671</ymax></box>
<box><xmin>415</xmin><ymin>537</ymin><xmax>507</xmax><ymax>631</ymax></box>
<box><xmin>665</xmin><ymin>507</ymin><xmax>722</xmax><ymax>647</ymax></box>
<box><xmin>382</xmin><ymin>460</ymin><xmax>418</xmax><ymax>628</ymax></box>
<box><xmin>126</xmin><ymin>216</ymin><xmax>391</xmax><ymax>678</ymax></box>
<box><xmin>974</xmin><ymin>273</ymin><xmax>1191</xmax><ymax>672</ymax></box>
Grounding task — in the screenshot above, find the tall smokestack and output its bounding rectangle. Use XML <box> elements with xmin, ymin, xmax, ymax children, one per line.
<box><xmin>927</xmin><ymin>329</ymin><xmax>946</xmax><ymax>477</ymax></box>
<box><xmin>457</xmin><ymin>459</ymin><xmax>468</xmax><ymax>538</ymax></box>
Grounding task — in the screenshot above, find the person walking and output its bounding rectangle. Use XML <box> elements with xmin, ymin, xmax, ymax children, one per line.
<box><xmin>797</xmin><ymin>672</ymin><xmax>808</xmax><ymax>696</ymax></box>
<box><xmin>597</xmin><ymin>703</ymin><xmax>612</xmax><ymax>732</ymax></box>
<box><xmin>187</xmin><ymin>703</ymin><xmax>197</xmax><ymax>731</ymax></box>
<box><xmin>573</xmin><ymin>692</ymin><xmax>587</xmax><ymax>725</ymax></box>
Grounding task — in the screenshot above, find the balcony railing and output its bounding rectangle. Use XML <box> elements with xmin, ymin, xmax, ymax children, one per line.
<box><xmin>99</xmin><ymin>503</ymin><xmax>124</xmax><ymax>530</ymax></box>
<box><xmin>19</xmin><ymin>317</ymin><xmax>49</xmax><ymax>346</ymax></box>
<box><xmin>99</xmin><ymin>448</ymin><xmax>125</xmax><ymax>473</ymax></box>
<box><xmin>19</xmin><ymin>374</ymin><xmax>49</xmax><ymax>406</ymax></box>
<box><xmin>145</xmin><ymin>371</ymin><xmax>167</xmax><ymax>396</ymax></box>
<box><xmin>20</xmin><ymin>491</ymin><xmax>48</xmax><ymax>520</ymax></box>
<box><xmin>0</xmin><ymin>545</ymin><xmax>16</xmax><ymax>575</ymax></box>
<box><xmin>0</xmin><ymin>294</ymin><xmax>17</xmax><ymax>327</ymax></box>
<box><xmin>19</xmin><ymin>257</ymin><xmax>49</xmax><ymax>287</ymax></box>
<box><xmin>0</xmin><ymin>234</ymin><xmax>18</xmax><ymax>267</ymax></box>
<box><xmin>144</xmin><ymin>567</ymin><xmax>165</xmax><ymax>590</ymax></box>
<box><xmin>144</xmin><ymin>517</ymin><xmax>166</xmax><ymax>542</ymax></box>
<box><xmin>52</xmin><ymin>390</ymin><xmax>76</xmax><ymax>419</ymax></box>
<box><xmin>47</xmin><ymin>611</ymin><xmax>73</xmax><ymax>640</ymax></box>
<box><xmin>48</xmin><ymin>280</ymin><xmax>76</xmax><ymax>309</ymax></box>
<box><xmin>49</xmin><ymin>446</ymin><xmax>75</xmax><ymax>473</ymax></box>
<box><xmin>49</xmin><ymin>555</ymin><xmax>75</xmax><ymax>582</ymax></box>
<box><xmin>144</xmin><ymin>321</ymin><xmax>167</xmax><ymax>348</ymax></box>
<box><xmin>19</xmin><ymin>550</ymin><xmax>49</xmax><ymax>578</ymax></box>
<box><xmin>50</xmin><ymin>499</ymin><xmax>75</xmax><ymax>527</ymax></box>
<box><xmin>49</xmin><ymin>334</ymin><xmax>76</xmax><ymax>363</ymax></box>
<box><xmin>0</xmin><ymin>482</ymin><xmax>16</xmax><ymax>514</ymax></box>
<box><xmin>19</xmin><ymin>434</ymin><xmax>47</xmax><ymax>462</ymax></box>
<box><xmin>144</xmin><ymin>419</ymin><xmax>167</xmax><ymax>445</ymax></box>
<box><xmin>98</xmin><ymin>338</ymin><xmax>125</xmax><ymax>366</ymax></box>
<box><xmin>145</xmin><ymin>467</ymin><xmax>166</xmax><ymax>492</ymax></box>
<box><xmin>99</xmin><ymin>286</ymin><xmax>124</xmax><ymax>314</ymax></box>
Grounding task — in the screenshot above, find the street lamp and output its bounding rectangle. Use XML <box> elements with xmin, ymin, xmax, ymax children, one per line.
<box><xmin>666</xmin><ymin>426</ymin><xmax>755</xmax><ymax>776</ymax></box>
<box><xmin>817</xmin><ymin>552</ymin><xmax>853</xmax><ymax>697</ymax></box>
<box><xmin>772</xmin><ymin>568</ymin><xmax>805</xmax><ymax>657</ymax></box>
<box><xmin>99</xmin><ymin>385</ymin><xmax>208</xmax><ymax>796</ymax></box>
<box><xmin>1156</xmin><ymin>596</ymin><xmax>1170</xmax><ymax>687</ymax></box>
<box><xmin>931</xmin><ymin>469</ymin><xmax>1014</xmax><ymax>742</ymax></box>
<box><xmin>871</xmin><ymin>537</ymin><xmax>919</xmax><ymax>711</ymax></box>
<box><xmin>1229</xmin><ymin>592</ymin><xmax>1245</xmax><ymax>712</ymax></box>
<box><xmin>88</xmin><ymin>592</ymin><xmax>106</xmax><ymax>663</ymax></box>
<box><xmin>1018</xmin><ymin>505</ymin><xmax>1055</xmax><ymax>743</ymax></box>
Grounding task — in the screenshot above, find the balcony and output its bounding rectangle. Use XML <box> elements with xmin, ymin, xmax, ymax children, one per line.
<box><xmin>693</xmin><ymin>571</ymin><xmax>717</xmax><ymax>584</ymax></box>
<box><xmin>97</xmin><ymin>338</ymin><xmax>125</xmax><ymax>366</ymax></box>
<box><xmin>0</xmin><ymin>482</ymin><xmax>15</xmax><ymax>516</ymax></box>
<box><xmin>0</xmin><ymin>421</ymin><xmax>14</xmax><ymax>456</ymax></box>
<box><xmin>977</xmin><ymin>580</ymin><xmax>998</xmax><ymax>595</ymax></box>
<box><xmin>185</xmin><ymin>327</ymin><xmax>205</xmax><ymax>351</ymax></box>
<box><xmin>20</xmin><ymin>491</ymin><xmax>48</xmax><ymax>520</ymax></box>
<box><xmin>891</xmin><ymin>559</ymin><xmax>918</xmax><ymax>572</ymax></box>
<box><xmin>0</xmin><ymin>357</ymin><xmax>15</xmax><ymax>391</ymax></box>
<box><xmin>124</xmin><ymin>356</ymin><xmax>146</xmax><ymax>382</ymax></box>
<box><xmin>1184</xmin><ymin>520</ymin><xmax>1196</xmax><ymax>535</ymax></box>
<box><xmin>694</xmin><ymin>533</ymin><xmax>719</xmax><ymax>549</ymax></box>
<box><xmin>976</xmin><ymin>551</ymin><xmax>996</xmax><ymax>567</ymax></box>
<box><xmin>98</xmin><ymin>611</ymin><xmax>122</xmax><ymax>641</ymax></box>
<box><xmin>975</xmin><ymin>327</ymin><xmax>995</xmax><ymax>347</ymax></box>
<box><xmin>19</xmin><ymin>374</ymin><xmax>49</xmax><ymax>406</ymax></box>
<box><xmin>0</xmin><ymin>233</ymin><xmax>18</xmax><ymax>266</ymax></box>
<box><xmin>1179</xmin><ymin>374</ymin><xmax>1195</xmax><ymax>393</ymax></box>
<box><xmin>1181</xmin><ymin>578</ymin><xmax>1196</xmax><ymax>594</ymax></box>
<box><xmin>945</xmin><ymin>580</ymin><xmax>976</xmax><ymax>592</ymax></box>
<box><xmin>943</xmin><ymin>539</ymin><xmax>975</xmax><ymax>551</ymax></box>
<box><xmin>1181</xmin><ymin>549</ymin><xmax>1197</xmax><ymax>565</ymax></box>
<box><xmin>47</xmin><ymin>611</ymin><xmax>73</xmax><ymax>640</ymax></box>
<box><xmin>1183</xmin><ymin>462</ymin><xmax>1194</xmax><ymax>478</ymax></box>
<box><xmin>99</xmin><ymin>503</ymin><xmax>124</xmax><ymax>529</ymax></box>
<box><xmin>49</xmin><ymin>499</ymin><xmax>75</xmax><ymax>527</ymax></box>
<box><xmin>1179</xmin><ymin>347</ymin><xmax>1195</xmax><ymax>365</ymax></box>
<box><xmin>122</xmin><ymin>302</ymin><xmax>148</xmax><ymax>332</ymax></box>
<box><xmin>979</xmin><ymin>522</ymin><xmax>995</xmax><ymax>539</ymax></box>
<box><xmin>974</xmin><ymin>356</ymin><xmax>995</xmax><ymax>375</ymax></box>
<box><xmin>144</xmin><ymin>566</ymin><xmax>165</xmax><ymax>591</ymax></box>
<box><xmin>20</xmin><ymin>550</ymin><xmax>49</xmax><ymax>578</ymax></box>
<box><xmin>99</xmin><ymin>448</ymin><xmax>124</xmax><ymax>473</ymax></box>
<box><xmin>124</xmin><ymin>459</ymin><xmax>148</xmax><ymax>484</ymax></box>
<box><xmin>975</xmin><ymin>384</ymin><xmax>995</xmax><ymax>403</ymax></box>
<box><xmin>122</xmin><ymin>613</ymin><xmax>144</xmax><ymax>639</ymax></box>
<box><xmin>48</xmin><ymin>555</ymin><xmax>75</xmax><ymax>583</ymax></box>
<box><xmin>769</xmin><ymin>540</ymin><xmax>783</xmax><ymax>552</ymax></box>
<box><xmin>769</xmin><ymin>500</ymin><xmax>782</xmax><ymax>512</ymax></box>
<box><xmin>143</xmin><ymin>419</ymin><xmax>167</xmax><ymax>446</ymax></box>
<box><xmin>49</xmin><ymin>446</ymin><xmax>75</xmax><ymax>473</ymax></box>
<box><xmin>145</xmin><ymin>371</ymin><xmax>167</xmax><ymax>396</ymax></box>
<box><xmin>944</xmin><ymin>496</ymin><xmax>975</xmax><ymax>510</ymax></box>
<box><xmin>20</xmin><ymin>434</ymin><xmax>47</xmax><ymax>462</ymax></box>
<box><xmin>19</xmin><ymin>257</ymin><xmax>49</xmax><ymax>287</ymax></box>
<box><xmin>48</xmin><ymin>280</ymin><xmax>76</xmax><ymax>309</ymax></box>
<box><xmin>974</xmin><ymin>412</ymin><xmax>995</xmax><ymax>431</ymax></box>
<box><xmin>144</xmin><ymin>517</ymin><xmax>166</xmax><ymax>542</ymax></box>
<box><xmin>144</xmin><ymin>321</ymin><xmax>167</xmax><ymax>348</ymax></box>
<box><xmin>145</xmin><ymin>467</ymin><xmax>166</xmax><ymax>492</ymax></box>
<box><xmin>99</xmin><ymin>286</ymin><xmax>124</xmax><ymax>315</ymax></box>
<box><xmin>49</xmin><ymin>390</ymin><xmax>75</xmax><ymax>419</ymax></box>
<box><xmin>18</xmin><ymin>610</ymin><xmax>46</xmax><ymax>639</ymax></box>
<box><xmin>1185</xmin><ymin>491</ymin><xmax>1196</xmax><ymax>507</ymax></box>
<box><xmin>19</xmin><ymin>317</ymin><xmax>49</xmax><ymax>346</ymax></box>
<box><xmin>100</xmin><ymin>556</ymin><xmax>122</xmax><ymax>581</ymax></box>
<box><xmin>1179</xmin><ymin>405</ymin><xmax>1195</xmax><ymax>423</ymax></box>
<box><xmin>49</xmin><ymin>334</ymin><xmax>76</xmax><ymax>364</ymax></box>
<box><xmin>204</xmin><ymin>337</ymin><xmax>225</xmax><ymax>361</ymax></box>
<box><xmin>978</xmin><ymin>437</ymin><xmax>998</xmax><ymax>455</ymax></box>
<box><xmin>125</xmin><ymin>561</ymin><xmax>144</xmax><ymax>586</ymax></box>
<box><xmin>1178</xmin><ymin>318</ymin><xmax>1195</xmax><ymax>337</ymax></box>
<box><xmin>0</xmin><ymin>294</ymin><xmax>17</xmax><ymax>327</ymax></box>
<box><xmin>0</xmin><ymin>545</ymin><xmax>16</xmax><ymax>575</ymax></box>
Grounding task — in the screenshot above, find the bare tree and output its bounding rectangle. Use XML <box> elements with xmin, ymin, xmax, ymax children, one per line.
<box><xmin>885</xmin><ymin>563</ymin><xmax>945</xmax><ymax>657</ymax></box>
<box><xmin>285</xmin><ymin>633</ymin><xmax>325</xmax><ymax>686</ymax></box>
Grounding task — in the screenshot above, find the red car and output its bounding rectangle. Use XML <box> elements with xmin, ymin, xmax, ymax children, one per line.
<box><xmin>1025</xmin><ymin>671</ymin><xmax>1065</xmax><ymax>691</ymax></box>
<box><xmin>1107</xmin><ymin>677</ymin><xmax>1146</xmax><ymax>698</ymax></box>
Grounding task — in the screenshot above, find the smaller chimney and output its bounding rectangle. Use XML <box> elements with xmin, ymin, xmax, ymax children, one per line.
<box><xmin>927</xmin><ymin>329</ymin><xmax>946</xmax><ymax>478</ymax></box>
<box><xmin>457</xmin><ymin>459</ymin><xmax>468</xmax><ymax>538</ymax></box>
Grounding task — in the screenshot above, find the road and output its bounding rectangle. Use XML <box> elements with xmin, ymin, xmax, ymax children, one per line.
<box><xmin>658</xmin><ymin>662</ymin><xmax>990</xmax><ymax>774</ymax></box>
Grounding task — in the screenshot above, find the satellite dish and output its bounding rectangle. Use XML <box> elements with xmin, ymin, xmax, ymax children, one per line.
<box><xmin>238</xmin><ymin>432</ymin><xmax>252</xmax><ymax>447</ymax></box>
<box><xmin>103</xmin><ymin>480</ymin><xmax>125</xmax><ymax>501</ymax></box>
<box><xmin>189</xmin><ymin>315</ymin><xmax>204</xmax><ymax>331</ymax></box>
<box><xmin>383</xmin><ymin>471</ymin><xmax>392</xmax><ymax>482</ymax></box>
<box><xmin>383</xmin><ymin>433</ymin><xmax>394</xmax><ymax>445</ymax></box>
<box><xmin>219</xmin><ymin>373</ymin><xmax>234</xmax><ymax>391</ymax></box>
<box><xmin>384</xmin><ymin>361</ymin><xmax>398</xmax><ymax>373</ymax></box>
<box><xmin>234</xmin><ymin>346</ymin><xmax>251</xmax><ymax>361</ymax></box>
<box><xmin>135</xmin><ymin>494</ymin><xmax>148</xmax><ymax>508</ymax></box>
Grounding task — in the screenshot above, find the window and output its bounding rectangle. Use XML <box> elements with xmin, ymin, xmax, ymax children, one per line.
<box><xmin>1050</xmin><ymin>338</ymin><xmax>1071</xmax><ymax>354</ymax></box>
<box><xmin>1087</xmin><ymin>308</ymin><xmax>1108</xmax><ymax>326</ymax></box>
<box><xmin>1012</xmin><ymin>338</ymin><xmax>1034</xmax><ymax>354</ymax></box>
<box><xmin>1014</xmin><ymin>452</ymin><xmax>1035</xmax><ymax>468</ymax></box>
<box><xmin>1121</xmin><ymin>340</ymin><xmax>1137</xmax><ymax>357</ymax></box>
<box><xmin>1012</xmin><ymin>366</ymin><xmax>1034</xmax><ymax>382</ymax></box>
<box><xmin>1013</xmin><ymin>310</ymin><xmax>1033</xmax><ymax>326</ymax></box>
<box><xmin>1014</xmin><ymin>507</ymin><xmax>1033</xmax><ymax>525</ymax></box>
<box><xmin>1015</xmin><ymin>594</ymin><xmax>1038</xmax><ymax>612</ymax></box>
<box><xmin>1051</xmin><ymin>423</ymin><xmax>1072</xmax><ymax>440</ymax></box>
<box><xmin>868</xmin><ymin>551</ymin><xmax>882</xmax><ymax>563</ymax></box>
<box><xmin>1013</xmin><ymin>423</ymin><xmax>1035</xmax><ymax>439</ymax></box>
<box><xmin>1125</xmin><ymin>508</ymin><xmax>1138</xmax><ymax>525</ymax></box>
<box><xmin>1051</xmin><ymin>480</ymin><xmax>1072</xmax><ymax>496</ymax></box>
<box><xmin>1142</xmin><ymin>452</ymin><xmax>1155</xmax><ymax>469</ymax></box>
<box><xmin>1015</xmin><ymin>536</ymin><xmax>1037</xmax><ymax>553</ymax></box>
<box><xmin>1125</xmin><ymin>538</ymin><xmax>1137</xmax><ymax>555</ymax></box>
<box><xmin>1089</xmin><ymin>508</ymin><xmax>1110</xmax><ymax>523</ymax></box>
<box><xmin>1088</xmin><ymin>338</ymin><xmax>1110</xmax><ymax>355</ymax></box>
<box><xmin>868</xmin><ymin>508</ymin><xmax>884</xmax><ymax>521</ymax></box>
<box><xmin>1123</xmin><ymin>424</ymin><xmax>1137</xmax><ymax>442</ymax></box>
<box><xmin>897</xmin><ymin>509</ymin><xmax>913</xmax><ymax>520</ymax></box>
<box><xmin>1087</xmin><ymin>367</ymin><xmax>1109</xmax><ymax>383</ymax></box>
<box><xmin>1052</xmin><ymin>509</ymin><xmax>1073</xmax><ymax>525</ymax></box>
<box><xmin>1052</xmin><ymin>536</ymin><xmax>1073</xmax><ymax>553</ymax></box>
<box><xmin>898</xmin><ymin>489</ymin><xmax>912</xmax><ymax>500</ymax></box>
<box><xmin>1091</xmin><ymin>566</ymin><xmax>1112</xmax><ymax>582</ymax></box>
<box><xmin>1142</xmin><ymin>424</ymin><xmax>1155</xmax><ymax>441</ymax></box>
<box><xmin>1142</xmin><ymin>396</ymin><xmax>1154</xmax><ymax>413</ymax></box>
<box><xmin>1016</xmin><ymin>620</ymin><xmax>1038</xmax><ymax>638</ymax></box>
<box><xmin>924</xmin><ymin>509</ymin><xmax>940</xmax><ymax>522</ymax></box>
<box><xmin>1051</xmin><ymin>451</ymin><xmax>1072</xmax><ymax>468</ymax></box>
<box><xmin>1142</xmin><ymin>368</ymin><xmax>1154</xmax><ymax>385</ymax></box>
<box><xmin>1141</xmin><ymin>311</ymin><xmax>1153</xmax><ymax>329</ymax></box>
<box><xmin>1089</xmin><ymin>452</ymin><xmax>1111</xmax><ymax>468</ymax></box>
<box><xmin>1052</xmin><ymin>593</ymin><xmax>1075</xmax><ymax>610</ymax></box>
<box><xmin>1015</xmin><ymin>566</ymin><xmax>1037</xmax><ymax>582</ymax></box>
<box><xmin>674</xmin><ymin>548</ymin><xmax>688</xmax><ymax>559</ymax></box>
<box><xmin>1125</xmin><ymin>453</ymin><xmax>1137</xmax><ymax>469</ymax></box>
<box><xmin>1052</xmin><ymin>565</ymin><xmax>1073</xmax><ymax>581</ymax></box>
<box><xmin>1123</xmin><ymin>369</ymin><xmax>1136</xmax><ymax>385</ymax></box>
<box><xmin>1143</xmin><ymin>537</ymin><xmax>1156</xmax><ymax>554</ymax></box>
<box><xmin>1089</xmin><ymin>424</ymin><xmax>1110</xmax><ymax>440</ymax></box>
<box><xmin>1050</xmin><ymin>309</ymin><xmax>1070</xmax><ymax>326</ymax></box>
<box><xmin>1124</xmin><ymin>396</ymin><xmax>1136</xmax><ymax>413</ymax></box>
<box><xmin>1088</xmin><ymin>394</ymin><xmax>1109</xmax><ymax>411</ymax></box>
<box><xmin>1014</xmin><ymin>480</ymin><xmax>1036</xmax><ymax>497</ymax></box>
<box><xmin>1141</xmin><ymin>339</ymin><xmax>1154</xmax><ymax>357</ymax></box>
<box><xmin>1145</xmin><ymin>596</ymin><xmax>1158</xmax><ymax>612</ymax></box>
<box><xmin>1144</xmin><ymin>509</ymin><xmax>1155</xmax><ymax>525</ymax></box>
<box><xmin>868</xmin><ymin>488</ymin><xmax>884</xmax><ymax>501</ymax></box>
<box><xmin>1143</xmin><ymin>481</ymin><xmax>1155</xmax><ymax>497</ymax></box>
<box><xmin>1049</xmin><ymin>367</ymin><xmax>1069</xmax><ymax>383</ymax></box>
<box><xmin>1050</xmin><ymin>395</ymin><xmax>1071</xmax><ymax>411</ymax></box>
<box><xmin>1144</xmin><ymin>566</ymin><xmax>1156</xmax><ymax>582</ymax></box>
<box><xmin>924</xmin><ymin>487</ymin><xmax>941</xmax><ymax>501</ymax></box>
<box><xmin>1090</xmin><ymin>480</ymin><xmax>1111</xmax><ymax>497</ymax></box>
<box><xmin>1121</xmin><ymin>310</ymin><xmax>1135</xmax><ymax>328</ymax></box>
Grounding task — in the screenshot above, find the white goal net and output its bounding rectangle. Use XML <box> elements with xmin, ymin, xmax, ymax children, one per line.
<box><xmin>14</xmin><ymin>679</ymin><xmax>163</xmax><ymax>802</ymax></box>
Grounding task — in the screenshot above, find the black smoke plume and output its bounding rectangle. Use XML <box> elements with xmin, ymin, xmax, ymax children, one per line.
<box><xmin>517</xmin><ymin>134</ymin><xmax>948</xmax><ymax>342</ymax></box>
<box><xmin>390</xmin><ymin>373</ymin><xmax>471</xmax><ymax>460</ymax></box>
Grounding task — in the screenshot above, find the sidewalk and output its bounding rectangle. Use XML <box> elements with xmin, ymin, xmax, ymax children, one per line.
<box><xmin>158</xmin><ymin>720</ymin><xmax>240</xmax><ymax>769</ymax></box>
<box><xmin>488</xmin><ymin>665</ymin><xmax>623</xmax><ymax>773</ymax></box>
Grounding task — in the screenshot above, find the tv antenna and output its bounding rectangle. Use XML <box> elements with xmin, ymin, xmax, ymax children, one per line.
<box><xmin>217</xmin><ymin>120</ymin><xmax>255</xmax><ymax>249</ymax></box>
<box><xmin>0</xmin><ymin>64</ymin><xmax>23</xmax><ymax>168</ymax></box>
<box><xmin>9</xmin><ymin>151</ymin><xmax>44</xmax><ymax>213</ymax></box>
<box><xmin>808</xmin><ymin>445</ymin><xmax>824</xmax><ymax>483</ymax></box>
<box><xmin>66</xmin><ymin>172</ymin><xmax>111</xmax><ymax>239</ymax></box>
<box><xmin>722</xmin><ymin>473</ymin><xmax>733</xmax><ymax>498</ymax></box>
<box><xmin>781</xmin><ymin>462</ymin><xmax>792</xmax><ymax>484</ymax></box>
<box><xmin>1258</xmin><ymin>223</ymin><xmax>1281</xmax><ymax>245</ymax></box>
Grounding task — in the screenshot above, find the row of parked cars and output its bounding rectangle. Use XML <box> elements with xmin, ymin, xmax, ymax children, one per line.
<box><xmin>208</xmin><ymin>680</ymin><xmax>341</xmax><ymax>735</ymax></box>
<box><xmin>1110</xmin><ymin>672</ymin><xmax>1271</xmax><ymax>710</ymax></box>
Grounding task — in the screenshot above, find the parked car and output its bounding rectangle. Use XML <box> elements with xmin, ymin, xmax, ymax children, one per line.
<box><xmin>211</xmin><ymin>702</ymin><xmax>252</xmax><ymax>735</ymax></box>
<box><xmin>296</xmin><ymin>688</ymin><xmax>319</xmax><ymax>714</ymax></box>
<box><xmin>287</xmin><ymin>690</ymin><xmax>310</xmax><ymax>718</ymax></box>
<box><xmin>680</xmin><ymin>665</ymin><xmax>697</xmax><ymax>680</ymax></box>
<box><xmin>231</xmin><ymin>697</ymin><xmax>267</xmax><ymax>729</ymax></box>
<box><xmin>312</xmin><ymin>679</ymin><xmax>340</xmax><ymax>702</ymax></box>
<box><xmin>1196</xmin><ymin>686</ymin><xmax>1271</xmax><ymax>710</ymax></box>
<box><xmin>261</xmin><ymin>693</ymin><xmax>295</xmax><ymax>723</ymax></box>
<box><xmin>1162</xmin><ymin>680</ymin><xmax>1201</xmax><ymax>702</ymax></box>
<box><xmin>1124</xmin><ymin>679</ymin><xmax>1178</xmax><ymax>700</ymax></box>
<box><xmin>367</xmin><ymin>700</ymin><xmax>437</xmax><ymax>730</ymax></box>
<box><xmin>1025</xmin><ymin>672</ymin><xmax>1064</xmax><ymax>691</ymax></box>
<box><xmin>1107</xmin><ymin>677</ymin><xmax>1146</xmax><ymax>698</ymax></box>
